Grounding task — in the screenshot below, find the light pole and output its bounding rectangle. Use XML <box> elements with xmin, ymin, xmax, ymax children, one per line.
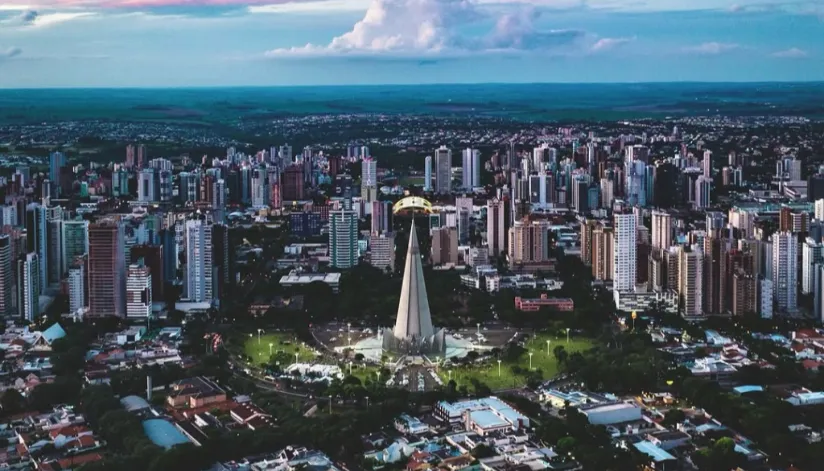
<box><xmin>375</xmin><ymin>370</ymin><xmax>381</xmax><ymax>382</ymax></box>
<box><xmin>329</xmin><ymin>396</ymin><xmax>333</xmax><ymax>414</ymax></box>
<box><xmin>476</xmin><ymin>323</ymin><xmax>480</xmax><ymax>336</ymax></box>
<box><xmin>294</xmin><ymin>352</ymin><xmax>299</xmax><ymax>365</ymax></box>
<box><xmin>448</xmin><ymin>370</ymin><xmax>452</xmax><ymax>382</ymax></box>
<box><xmin>529</xmin><ymin>352</ymin><xmax>534</xmax><ymax>370</ymax></box>
<box><xmin>498</xmin><ymin>360</ymin><xmax>502</xmax><ymax>377</ymax></box>
<box><xmin>257</xmin><ymin>328</ymin><xmax>263</xmax><ymax>345</ymax></box>
<box><xmin>348</xmin><ymin>362</ymin><xmax>353</xmax><ymax>375</ymax></box>
<box><xmin>546</xmin><ymin>339</ymin><xmax>551</xmax><ymax>356</ymax></box>
<box><xmin>269</xmin><ymin>342</ymin><xmax>274</xmax><ymax>356</ymax></box>
<box><xmin>365</xmin><ymin>396</ymin><xmax>370</xmax><ymax>409</ymax></box>
<box><xmin>566</xmin><ymin>328</ymin><xmax>570</xmax><ymax>344</ymax></box>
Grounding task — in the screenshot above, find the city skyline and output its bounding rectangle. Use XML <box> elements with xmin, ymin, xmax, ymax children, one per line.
<box><xmin>0</xmin><ymin>0</ymin><xmax>822</xmax><ymax>87</ymax></box>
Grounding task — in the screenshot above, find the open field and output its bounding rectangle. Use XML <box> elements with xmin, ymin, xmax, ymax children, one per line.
<box><xmin>440</xmin><ymin>334</ymin><xmax>594</xmax><ymax>390</ymax></box>
<box><xmin>243</xmin><ymin>332</ymin><xmax>318</xmax><ymax>368</ymax></box>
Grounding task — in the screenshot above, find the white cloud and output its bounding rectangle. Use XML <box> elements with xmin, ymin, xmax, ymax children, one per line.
<box><xmin>249</xmin><ymin>0</ymin><xmax>371</xmax><ymax>14</ymax></box>
<box><xmin>771</xmin><ymin>47</ymin><xmax>808</xmax><ymax>58</ymax></box>
<box><xmin>682</xmin><ymin>42</ymin><xmax>739</xmax><ymax>55</ymax></box>
<box><xmin>590</xmin><ymin>36</ymin><xmax>633</xmax><ymax>52</ymax></box>
<box><xmin>266</xmin><ymin>0</ymin><xmax>589</xmax><ymax>57</ymax></box>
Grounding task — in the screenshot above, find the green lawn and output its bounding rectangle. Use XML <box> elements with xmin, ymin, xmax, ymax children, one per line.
<box><xmin>243</xmin><ymin>332</ymin><xmax>318</xmax><ymax>368</ymax></box>
<box><xmin>439</xmin><ymin>334</ymin><xmax>594</xmax><ymax>390</ymax></box>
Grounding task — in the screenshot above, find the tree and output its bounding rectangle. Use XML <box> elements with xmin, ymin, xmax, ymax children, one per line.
<box><xmin>0</xmin><ymin>389</ymin><xmax>25</xmax><ymax>416</ymax></box>
<box><xmin>553</xmin><ymin>345</ymin><xmax>568</xmax><ymax>365</ymax></box>
<box><xmin>471</xmin><ymin>444</ymin><xmax>497</xmax><ymax>459</ymax></box>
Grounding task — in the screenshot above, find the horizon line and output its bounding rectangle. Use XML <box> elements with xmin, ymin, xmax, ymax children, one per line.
<box><xmin>1</xmin><ymin>80</ymin><xmax>823</xmax><ymax>91</ymax></box>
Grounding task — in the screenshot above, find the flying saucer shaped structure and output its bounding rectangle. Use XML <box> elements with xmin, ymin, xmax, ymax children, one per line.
<box><xmin>393</xmin><ymin>196</ymin><xmax>434</xmax><ymax>215</ymax></box>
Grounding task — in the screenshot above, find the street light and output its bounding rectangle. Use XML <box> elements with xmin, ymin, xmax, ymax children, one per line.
<box><xmin>257</xmin><ymin>328</ymin><xmax>263</xmax><ymax>345</ymax></box>
<box><xmin>477</xmin><ymin>323</ymin><xmax>481</xmax><ymax>336</ymax></box>
<box><xmin>529</xmin><ymin>352</ymin><xmax>534</xmax><ymax>370</ymax></box>
<box><xmin>566</xmin><ymin>328</ymin><xmax>570</xmax><ymax>344</ymax></box>
<box><xmin>269</xmin><ymin>342</ymin><xmax>274</xmax><ymax>355</ymax></box>
<box><xmin>365</xmin><ymin>396</ymin><xmax>370</xmax><ymax>409</ymax></box>
<box><xmin>498</xmin><ymin>360</ymin><xmax>502</xmax><ymax>377</ymax></box>
<box><xmin>329</xmin><ymin>396</ymin><xmax>333</xmax><ymax>414</ymax></box>
<box><xmin>348</xmin><ymin>362</ymin><xmax>353</xmax><ymax>375</ymax></box>
<box><xmin>546</xmin><ymin>339</ymin><xmax>551</xmax><ymax>356</ymax></box>
<box><xmin>448</xmin><ymin>370</ymin><xmax>452</xmax><ymax>381</ymax></box>
<box><xmin>294</xmin><ymin>352</ymin><xmax>299</xmax><ymax>365</ymax></box>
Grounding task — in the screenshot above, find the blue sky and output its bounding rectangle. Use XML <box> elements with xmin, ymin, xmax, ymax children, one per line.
<box><xmin>0</xmin><ymin>0</ymin><xmax>822</xmax><ymax>87</ymax></box>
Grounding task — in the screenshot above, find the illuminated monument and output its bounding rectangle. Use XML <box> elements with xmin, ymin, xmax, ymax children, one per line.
<box><xmin>381</xmin><ymin>219</ymin><xmax>446</xmax><ymax>355</ymax></box>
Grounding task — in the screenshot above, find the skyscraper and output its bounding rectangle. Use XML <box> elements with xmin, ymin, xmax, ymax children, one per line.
<box><xmin>702</xmin><ymin>150</ymin><xmax>712</xmax><ymax>178</ymax></box>
<box><xmin>60</xmin><ymin>220</ymin><xmax>89</xmax><ymax>277</ymax></box>
<box><xmin>593</xmin><ymin>225</ymin><xmax>614</xmax><ymax>281</ymax></box>
<box><xmin>702</xmin><ymin>236</ymin><xmax>728</xmax><ymax>315</ymax></box>
<box><xmin>49</xmin><ymin>151</ymin><xmax>65</xmax><ymax>196</ymax></box>
<box><xmin>88</xmin><ymin>220</ymin><xmax>126</xmax><ymax>318</ymax></box>
<box><xmin>486</xmin><ymin>198</ymin><xmax>506</xmax><ymax>257</ymax></box>
<box><xmin>0</xmin><ymin>235</ymin><xmax>11</xmax><ymax>317</ymax></box>
<box><xmin>434</xmin><ymin>145</ymin><xmax>452</xmax><ymax>194</ymax></box>
<box><xmin>678</xmin><ymin>245</ymin><xmax>704</xmax><ymax>318</ymax></box>
<box><xmin>138</xmin><ymin>168</ymin><xmax>157</xmax><ymax>202</ymax></box>
<box><xmin>184</xmin><ymin>219</ymin><xmax>213</xmax><ymax>303</ymax></box>
<box><xmin>651</xmin><ymin>210</ymin><xmax>672</xmax><ymax>250</ymax></box>
<box><xmin>126</xmin><ymin>261</ymin><xmax>152</xmax><ymax>319</ymax></box>
<box><xmin>424</xmin><ymin>156</ymin><xmax>433</xmax><ymax>192</ymax></box>
<box><xmin>508</xmin><ymin>219</ymin><xmax>549</xmax><ymax>264</ymax></box>
<box><xmin>694</xmin><ymin>176</ymin><xmax>712</xmax><ymax>209</ymax></box>
<box><xmin>330</xmin><ymin>209</ymin><xmax>358</xmax><ymax>269</ymax></box>
<box><xmin>46</xmin><ymin>206</ymin><xmax>63</xmax><ymax>286</ymax></box>
<box><xmin>369</xmin><ymin>232</ymin><xmax>395</xmax><ymax>271</ymax></box>
<box><xmin>430</xmin><ymin>226</ymin><xmax>458</xmax><ymax>265</ymax></box>
<box><xmin>461</xmin><ymin>148</ymin><xmax>480</xmax><ymax>190</ymax></box>
<box><xmin>68</xmin><ymin>257</ymin><xmax>86</xmax><ymax>315</ymax></box>
<box><xmin>802</xmin><ymin>237</ymin><xmax>824</xmax><ymax>294</ymax></box>
<box><xmin>613</xmin><ymin>212</ymin><xmax>637</xmax><ymax>294</ymax></box>
<box><xmin>212</xmin><ymin>223</ymin><xmax>231</xmax><ymax>302</ymax></box>
<box><xmin>772</xmin><ymin>231</ymin><xmax>798</xmax><ymax>313</ymax></box>
<box><xmin>361</xmin><ymin>157</ymin><xmax>378</xmax><ymax>201</ymax></box>
<box><xmin>17</xmin><ymin>253</ymin><xmax>39</xmax><ymax>322</ymax></box>
<box><xmin>131</xmin><ymin>245</ymin><xmax>164</xmax><ymax>299</ymax></box>
<box><xmin>25</xmin><ymin>203</ymin><xmax>47</xmax><ymax>294</ymax></box>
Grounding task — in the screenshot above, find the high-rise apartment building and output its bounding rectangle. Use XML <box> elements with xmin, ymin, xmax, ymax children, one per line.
<box><xmin>46</xmin><ymin>206</ymin><xmax>63</xmax><ymax>286</ymax></box>
<box><xmin>138</xmin><ymin>168</ymin><xmax>157</xmax><ymax>202</ymax></box>
<box><xmin>508</xmin><ymin>219</ymin><xmax>549</xmax><ymax>264</ymax></box>
<box><xmin>802</xmin><ymin>237</ymin><xmax>824</xmax><ymax>294</ymax></box>
<box><xmin>434</xmin><ymin>146</ymin><xmax>452</xmax><ymax>194</ymax></box>
<box><xmin>651</xmin><ymin>211</ymin><xmax>672</xmax><ymax>250</ymax></box>
<box><xmin>694</xmin><ymin>176</ymin><xmax>712</xmax><ymax>209</ymax></box>
<box><xmin>126</xmin><ymin>261</ymin><xmax>152</xmax><ymax>319</ymax></box>
<box><xmin>25</xmin><ymin>203</ymin><xmax>48</xmax><ymax>294</ymax></box>
<box><xmin>486</xmin><ymin>199</ymin><xmax>507</xmax><ymax>257</ymax></box>
<box><xmin>678</xmin><ymin>245</ymin><xmax>703</xmax><ymax>318</ymax></box>
<box><xmin>88</xmin><ymin>220</ymin><xmax>126</xmax><ymax>317</ymax></box>
<box><xmin>772</xmin><ymin>231</ymin><xmax>798</xmax><ymax>313</ymax></box>
<box><xmin>60</xmin><ymin>220</ymin><xmax>89</xmax><ymax>277</ymax></box>
<box><xmin>702</xmin><ymin>236</ymin><xmax>728</xmax><ymax>315</ymax></box>
<box><xmin>431</xmin><ymin>226</ymin><xmax>458</xmax><ymax>266</ymax></box>
<box><xmin>17</xmin><ymin>253</ymin><xmax>40</xmax><ymax>322</ymax></box>
<box><xmin>580</xmin><ymin>219</ymin><xmax>598</xmax><ymax>266</ymax></box>
<box><xmin>613</xmin><ymin>212</ymin><xmax>637</xmax><ymax>293</ymax></box>
<box><xmin>0</xmin><ymin>236</ymin><xmax>11</xmax><ymax>317</ymax></box>
<box><xmin>131</xmin><ymin>245</ymin><xmax>164</xmax><ymax>300</ymax></box>
<box><xmin>68</xmin><ymin>257</ymin><xmax>87</xmax><ymax>315</ymax></box>
<box><xmin>424</xmin><ymin>156</ymin><xmax>433</xmax><ymax>192</ymax></box>
<box><xmin>369</xmin><ymin>232</ymin><xmax>395</xmax><ymax>271</ymax></box>
<box><xmin>702</xmin><ymin>150</ymin><xmax>712</xmax><ymax>178</ymax></box>
<box><xmin>184</xmin><ymin>219</ymin><xmax>213</xmax><ymax>303</ymax></box>
<box><xmin>593</xmin><ymin>225</ymin><xmax>614</xmax><ymax>281</ymax></box>
<box><xmin>330</xmin><ymin>209</ymin><xmax>358</xmax><ymax>269</ymax></box>
<box><xmin>731</xmin><ymin>271</ymin><xmax>757</xmax><ymax>316</ymax></box>
<box><xmin>361</xmin><ymin>157</ymin><xmax>378</xmax><ymax>201</ymax></box>
<box><xmin>461</xmin><ymin>148</ymin><xmax>481</xmax><ymax>190</ymax></box>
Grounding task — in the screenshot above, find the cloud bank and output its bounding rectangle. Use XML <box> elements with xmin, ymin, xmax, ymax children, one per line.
<box><xmin>771</xmin><ymin>47</ymin><xmax>808</xmax><ymax>58</ymax></box>
<box><xmin>682</xmin><ymin>42</ymin><xmax>739</xmax><ymax>55</ymax></box>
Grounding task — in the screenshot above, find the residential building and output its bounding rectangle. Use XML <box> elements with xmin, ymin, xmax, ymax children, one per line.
<box><xmin>88</xmin><ymin>220</ymin><xmax>126</xmax><ymax>317</ymax></box>
<box><xmin>772</xmin><ymin>231</ymin><xmax>798</xmax><ymax>313</ymax></box>
<box><xmin>461</xmin><ymin>148</ymin><xmax>481</xmax><ymax>190</ymax></box>
<box><xmin>802</xmin><ymin>237</ymin><xmax>823</xmax><ymax>294</ymax></box>
<box><xmin>60</xmin><ymin>220</ymin><xmax>89</xmax><ymax>277</ymax></box>
<box><xmin>184</xmin><ymin>219</ymin><xmax>213</xmax><ymax>303</ymax></box>
<box><xmin>431</xmin><ymin>226</ymin><xmax>458</xmax><ymax>265</ymax></box>
<box><xmin>434</xmin><ymin>145</ymin><xmax>452</xmax><ymax>193</ymax></box>
<box><xmin>330</xmin><ymin>209</ymin><xmax>358</xmax><ymax>269</ymax></box>
<box><xmin>25</xmin><ymin>203</ymin><xmax>48</xmax><ymax>294</ymax></box>
<box><xmin>369</xmin><ymin>232</ymin><xmax>395</xmax><ymax>271</ymax></box>
<box><xmin>0</xmin><ymin>235</ymin><xmax>11</xmax><ymax>316</ymax></box>
<box><xmin>17</xmin><ymin>253</ymin><xmax>40</xmax><ymax>322</ymax></box>
<box><xmin>68</xmin><ymin>258</ymin><xmax>86</xmax><ymax>315</ymax></box>
<box><xmin>613</xmin><ymin>212</ymin><xmax>637</xmax><ymax>293</ymax></box>
<box><xmin>508</xmin><ymin>219</ymin><xmax>549</xmax><ymax>264</ymax></box>
<box><xmin>486</xmin><ymin>198</ymin><xmax>506</xmax><ymax>257</ymax></box>
<box><xmin>126</xmin><ymin>262</ymin><xmax>152</xmax><ymax>319</ymax></box>
<box><xmin>593</xmin><ymin>224</ymin><xmax>614</xmax><ymax>281</ymax></box>
<box><xmin>651</xmin><ymin>210</ymin><xmax>672</xmax><ymax>251</ymax></box>
<box><xmin>678</xmin><ymin>245</ymin><xmax>703</xmax><ymax>318</ymax></box>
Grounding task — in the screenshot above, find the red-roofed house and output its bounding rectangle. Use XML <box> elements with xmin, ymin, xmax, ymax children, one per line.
<box><xmin>49</xmin><ymin>425</ymin><xmax>92</xmax><ymax>448</ymax></box>
<box><xmin>230</xmin><ymin>403</ymin><xmax>274</xmax><ymax>430</ymax></box>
